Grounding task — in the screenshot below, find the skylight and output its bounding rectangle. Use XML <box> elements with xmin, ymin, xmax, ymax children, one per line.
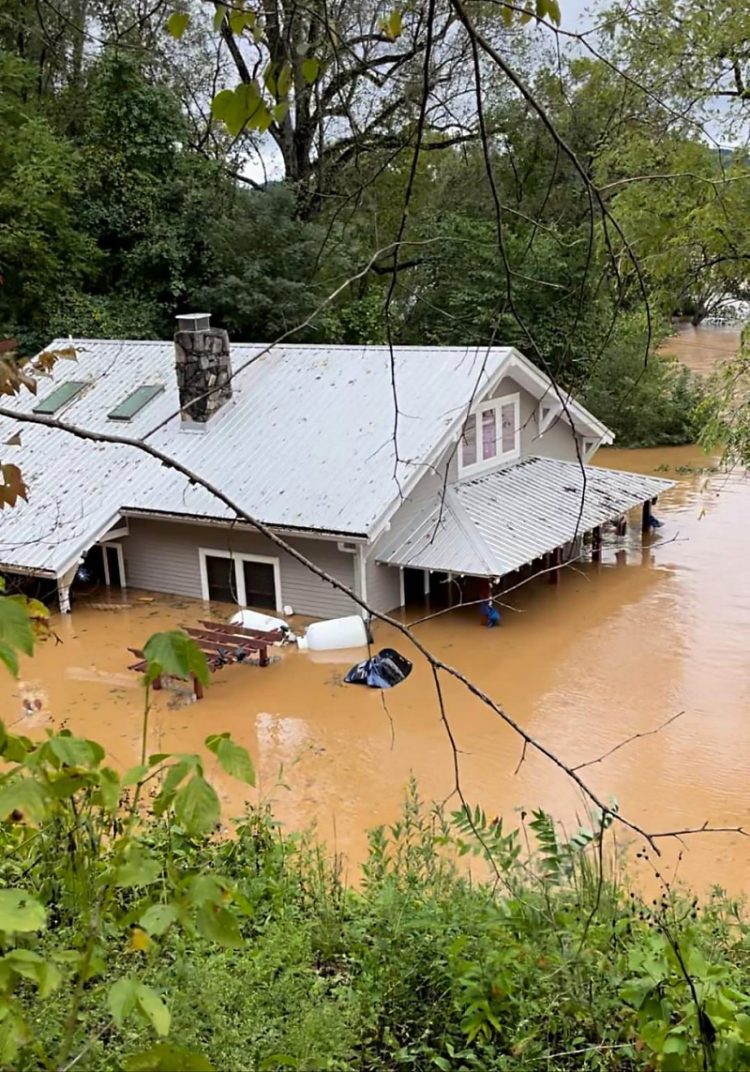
<box><xmin>108</xmin><ymin>385</ymin><xmax>164</xmax><ymax>421</ymax></box>
<box><xmin>32</xmin><ymin>381</ymin><xmax>86</xmax><ymax>415</ymax></box>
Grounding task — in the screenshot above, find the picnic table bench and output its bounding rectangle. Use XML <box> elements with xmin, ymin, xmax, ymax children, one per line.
<box><xmin>127</xmin><ymin>618</ymin><xmax>284</xmax><ymax>699</ymax></box>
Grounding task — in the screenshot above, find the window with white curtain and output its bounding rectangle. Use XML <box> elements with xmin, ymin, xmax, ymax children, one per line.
<box><xmin>459</xmin><ymin>394</ymin><xmax>520</xmax><ymax>477</ymax></box>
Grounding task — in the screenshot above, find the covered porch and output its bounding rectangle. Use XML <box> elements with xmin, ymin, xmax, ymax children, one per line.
<box><xmin>376</xmin><ymin>456</ymin><xmax>674</xmax><ymax>607</ymax></box>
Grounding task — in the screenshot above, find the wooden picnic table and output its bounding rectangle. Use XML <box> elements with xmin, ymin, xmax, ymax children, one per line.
<box><xmin>199</xmin><ymin>619</ymin><xmax>286</xmax><ymax>643</ymax></box>
<box><xmin>127</xmin><ymin>618</ymin><xmax>284</xmax><ymax>699</ymax></box>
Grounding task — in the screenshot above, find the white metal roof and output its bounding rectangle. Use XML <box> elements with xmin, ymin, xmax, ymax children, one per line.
<box><xmin>376</xmin><ymin>456</ymin><xmax>674</xmax><ymax>577</ymax></box>
<box><xmin>0</xmin><ymin>338</ymin><xmax>612</xmax><ymax>577</ymax></box>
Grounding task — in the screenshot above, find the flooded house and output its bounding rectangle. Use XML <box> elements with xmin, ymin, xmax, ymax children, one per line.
<box><xmin>0</xmin><ymin>315</ymin><xmax>671</xmax><ymax>616</ymax></box>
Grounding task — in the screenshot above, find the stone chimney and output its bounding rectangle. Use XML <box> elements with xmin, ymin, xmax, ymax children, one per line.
<box><xmin>174</xmin><ymin>313</ymin><xmax>232</xmax><ymax>424</ymax></box>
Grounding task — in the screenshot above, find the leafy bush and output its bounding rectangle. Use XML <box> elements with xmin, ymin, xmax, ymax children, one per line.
<box><xmin>583</xmin><ymin>320</ymin><xmax>705</xmax><ymax>447</ymax></box>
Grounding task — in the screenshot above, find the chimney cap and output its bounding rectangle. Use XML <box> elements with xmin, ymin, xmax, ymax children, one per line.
<box><xmin>176</xmin><ymin>312</ymin><xmax>211</xmax><ymax>332</ymax></box>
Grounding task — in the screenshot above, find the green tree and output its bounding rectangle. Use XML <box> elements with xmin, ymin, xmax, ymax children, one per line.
<box><xmin>0</xmin><ymin>53</ymin><xmax>93</xmax><ymax>352</ymax></box>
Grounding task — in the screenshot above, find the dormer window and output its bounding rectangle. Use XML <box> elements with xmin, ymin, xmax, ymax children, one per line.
<box><xmin>459</xmin><ymin>394</ymin><xmax>520</xmax><ymax>477</ymax></box>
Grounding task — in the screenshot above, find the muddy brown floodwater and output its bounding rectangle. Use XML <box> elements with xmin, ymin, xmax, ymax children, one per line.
<box><xmin>3</xmin><ymin>439</ymin><xmax>750</xmax><ymax>896</ymax></box>
<box><xmin>661</xmin><ymin>321</ymin><xmax>741</xmax><ymax>376</ymax></box>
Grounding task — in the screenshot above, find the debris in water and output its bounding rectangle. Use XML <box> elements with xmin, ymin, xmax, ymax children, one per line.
<box><xmin>344</xmin><ymin>648</ymin><xmax>412</xmax><ymax>689</ymax></box>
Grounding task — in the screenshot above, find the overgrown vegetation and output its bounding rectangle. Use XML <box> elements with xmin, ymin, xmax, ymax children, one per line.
<box><xmin>0</xmin><ymin>0</ymin><xmax>736</xmax><ymax>446</ymax></box>
<box><xmin>3</xmin><ymin>721</ymin><xmax>750</xmax><ymax>1072</ymax></box>
<box><xmin>699</xmin><ymin>326</ymin><xmax>750</xmax><ymax>468</ymax></box>
<box><xmin>583</xmin><ymin>319</ymin><xmax>705</xmax><ymax>447</ymax></box>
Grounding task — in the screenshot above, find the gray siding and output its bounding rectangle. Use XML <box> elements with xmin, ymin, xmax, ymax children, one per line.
<box><xmin>365</xmin><ymin>553</ymin><xmax>402</xmax><ymax>614</ymax></box>
<box><xmin>120</xmin><ymin>517</ymin><xmax>357</xmax><ymax>618</ymax></box>
<box><xmin>367</xmin><ymin>470</ymin><xmax>448</xmax><ymax>613</ymax></box>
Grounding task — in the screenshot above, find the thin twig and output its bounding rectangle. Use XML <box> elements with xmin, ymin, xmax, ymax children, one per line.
<box><xmin>572</xmin><ymin>711</ymin><xmax>685</xmax><ymax>772</ymax></box>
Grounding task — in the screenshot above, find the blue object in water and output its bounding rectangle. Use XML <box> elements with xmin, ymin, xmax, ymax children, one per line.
<box><xmin>648</xmin><ymin>515</ymin><xmax>663</xmax><ymax>529</ymax></box>
<box><xmin>481</xmin><ymin>601</ymin><xmax>501</xmax><ymax>628</ymax></box>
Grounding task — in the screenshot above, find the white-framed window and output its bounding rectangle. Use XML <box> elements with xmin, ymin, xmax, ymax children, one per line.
<box><xmin>198</xmin><ymin>548</ymin><xmax>282</xmax><ymax>611</ymax></box>
<box><xmin>458</xmin><ymin>394</ymin><xmax>520</xmax><ymax>477</ymax></box>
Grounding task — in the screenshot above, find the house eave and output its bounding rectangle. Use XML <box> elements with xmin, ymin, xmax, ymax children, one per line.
<box><xmin>120</xmin><ymin>508</ymin><xmax>369</xmax><ymax>543</ymax></box>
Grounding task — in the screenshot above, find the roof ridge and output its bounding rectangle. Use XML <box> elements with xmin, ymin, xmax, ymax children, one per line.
<box><xmin>46</xmin><ymin>338</ymin><xmax>515</xmax><ymax>353</ymax></box>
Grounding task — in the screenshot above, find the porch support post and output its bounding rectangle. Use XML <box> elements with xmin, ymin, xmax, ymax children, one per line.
<box><xmin>56</xmin><ymin>563</ymin><xmax>79</xmax><ymax>614</ymax></box>
<box><xmin>548</xmin><ymin>547</ymin><xmax>560</xmax><ymax>584</ymax></box>
<box><xmin>642</xmin><ymin>499</ymin><xmax>652</xmax><ymax>534</ymax></box>
<box><xmin>616</xmin><ymin>516</ymin><xmax>627</xmax><ymax>537</ymax></box>
<box><xmin>356</xmin><ymin>545</ymin><xmax>368</xmax><ymax>619</ymax></box>
<box><xmin>591</xmin><ymin>526</ymin><xmax>602</xmax><ymax>562</ymax></box>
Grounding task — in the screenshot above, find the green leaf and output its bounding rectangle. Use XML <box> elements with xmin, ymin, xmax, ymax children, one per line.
<box><xmin>212</xmin><ymin>4</ymin><xmax>227</xmax><ymax>31</ymax></box>
<box><xmin>0</xmin><ymin>889</ymin><xmax>46</xmax><ymax>933</ymax></box>
<box><xmin>139</xmin><ymin>903</ymin><xmax>179</xmax><ymax>937</ymax></box>
<box><xmin>187</xmin><ymin>874</ymin><xmax>226</xmax><ymax>907</ymax></box>
<box><xmin>278</xmin><ymin>61</ymin><xmax>292</xmax><ymax>96</ymax></box>
<box><xmin>115</xmin><ymin>849</ymin><xmax>161</xmax><ymax>888</ymax></box>
<box><xmin>143</xmin><ymin>631</ymin><xmax>209</xmax><ymax>685</ymax></box>
<box><xmin>662</xmin><ymin>1032</ymin><xmax>689</xmax><ymax>1055</ymax></box>
<box><xmin>97</xmin><ymin>767</ymin><xmax>121</xmax><ymax>812</ymax></box>
<box><xmin>2</xmin><ymin>949</ymin><xmax>61</xmax><ymax>997</ymax></box>
<box><xmin>153</xmin><ymin>757</ymin><xmax>198</xmax><ymax>815</ymax></box>
<box><xmin>545</xmin><ymin>0</ymin><xmax>561</xmax><ymax>23</ymax></box>
<box><xmin>197</xmin><ymin>903</ymin><xmax>243</xmax><ymax>948</ymax></box>
<box><xmin>124</xmin><ymin>1045</ymin><xmax>214</xmax><ymax>1071</ymax></box>
<box><xmin>48</xmin><ymin>773</ymin><xmax>92</xmax><ymax>800</ymax></box>
<box><xmin>136</xmin><ymin>984</ymin><xmax>171</xmax><ymax>1037</ymax></box>
<box><xmin>385</xmin><ymin>9</ymin><xmax>403</xmax><ymax>39</ymax></box>
<box><xmin>109</xmin><ymin>977</ymin><xmax>139</xmax><ymax>1028</ymax></box>
<box><xmin>13</xmin><ymin>596</ymin><xmax>49</xmax><ymax>621</ymax></box>
<box><xmin>166</xmin><ymin>11</ymin><xmax>190</xmax><ymax>39</ymax></box>
<box><xmin>0</xmin><ymin>597</ymin><xmax>34</xmax><ymax>676</ymax></box>
<box><xmin>211</xmin><ymin>83</ymin><xmax>272</xmax><ymax>136</ymax></box>
<box><xmin>263</xmin><ymin>62</ymin><xmax>278</xmax><ymax>97</ymax></box>
<box><xmin>174</xmin><ymin>775</ymin><xmax>220</xmax><ymax>836</ymax></box>
<box><xmin>211</xmin><ymin>89</ymin><xmax>237</xmax><ymax>128</ymax></box>
<box><xmin>0</xmin><ymin>728</ymin><xmax>33</xmax><ymax>764</ymax></box>
<box><xmin>228</xmin><ymin>8</ymin><xmax>254</xmax><ymax>35</ymax></box>
<box><xmin>122</xmin><ymin>764</ymin><xmax>150</xmax><ymax>786</ymax></box>
<box><xmin>48</xmin><ymin>734</ymin><xmax>98</xmax><ymax>768</ymax></box>
<box><xmin>205</xmin><ymin>733</ymin><xmax>255</xmax><ymax>786</ymax></box>
<box><xmin>0</xmin><ymin>641</ymin><xmax>18</xmax><ymax>677</ymax></box>
<box><xmin>301</xmin><ymin>58</ymin><xmax>320</xmax><ymax>85</ymax></box>
<box><xmin>0</xmin><ymin>778</ymin><xmax>49</xmax><ymax>824</ymax></box>
<box><xmin>640</xmin><ymin>1017</ymin><xmax>668</xmax><ymax>1053</ymax></box>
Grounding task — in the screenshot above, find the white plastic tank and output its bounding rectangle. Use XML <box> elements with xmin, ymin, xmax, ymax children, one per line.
<box><xmin>230</xmin><ymin>609</ymin><xmax>289</xmax><ymax>634</ymax></box>
<box><xmin>297</xmin><ymin>615</ymin><xmax>368</xmax><ymax>651</ymax></box>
